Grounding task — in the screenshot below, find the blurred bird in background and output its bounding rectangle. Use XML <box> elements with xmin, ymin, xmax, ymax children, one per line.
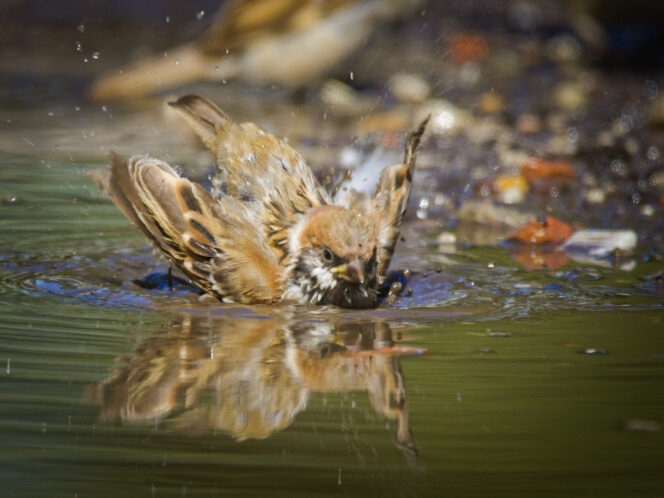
<box><xmin>90</xmin><ymin>0</ymin><xmax>423</xmax><ymax>100</ymax></box>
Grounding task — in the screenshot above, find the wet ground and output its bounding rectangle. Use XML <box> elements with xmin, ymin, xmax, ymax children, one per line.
<box><xmin>1</xmin><ymin>1</ymin><xmax>664</xmax><ymax>496</ymax></box>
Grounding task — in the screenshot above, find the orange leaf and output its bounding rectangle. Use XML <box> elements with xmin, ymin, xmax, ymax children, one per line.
<box><xmin>508</xmin><ymin>216</ymin><xmax>573</xmax><ymax>245</ymax></box>
<box><xmin>521</xmin><ymin>158</ymin><xmax>577</xmax><ymax>183</ymax></box>
<box><xmin>449</xmin><ymin>34</ymin><xmax>489</xmax><ymax>64</ymax></box>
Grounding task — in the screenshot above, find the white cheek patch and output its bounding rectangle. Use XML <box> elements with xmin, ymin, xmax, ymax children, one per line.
<box><xmin>311</xmin><ymin>266</ymin><xmax>337</xmax><ymax>291</ymax></box>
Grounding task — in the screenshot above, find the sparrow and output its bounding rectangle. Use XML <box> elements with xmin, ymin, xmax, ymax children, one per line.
<box><xmin>90</xmin><ymin>0</ymin><xmax>422</xmax><ymax>100</ymax></box>
<box><xmin>91</xmin><ymin>94</ymin><xmax>428</xmax><ymax>308</ymax></box>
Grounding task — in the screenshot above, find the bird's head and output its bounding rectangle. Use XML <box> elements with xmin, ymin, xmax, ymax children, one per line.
<box><xmin>285</xmin><ymin>206</ymin><xmax>378</xmax><ymax>307</ymax></box>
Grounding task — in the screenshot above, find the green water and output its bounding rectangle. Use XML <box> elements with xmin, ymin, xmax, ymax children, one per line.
<box><xmin>1</xmin><ymin>140</ymin><xmax>663</xmax><ymax>497</ymax></box>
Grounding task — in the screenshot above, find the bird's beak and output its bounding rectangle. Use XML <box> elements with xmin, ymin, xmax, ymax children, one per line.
<box><xmin>332</xmin><ymin>258</ymin><xmax>365</xmax><ymax>285</ymax></box>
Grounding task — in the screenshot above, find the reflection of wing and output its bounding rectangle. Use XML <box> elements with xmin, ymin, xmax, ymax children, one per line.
<box><xmin>91</xmin><ymin>153</ymin><xmax>283</xmax><ymax>304</ymax></box>
<box><xmin>199</xmin><ymin>0</ymin><xmax>356</xmax><ymax>55</ymax></box>
<box><xmin>88</xmin><ymin>316</ymin><xmax>308</xmax><ymax>439</ymax></box>
<box><xmin>372</xmin><ymin>117</ymin><xmax>428</xmax><ymax>282</ymax></box>
<box><xmin>88</xmin><ymin>314</ymin><xmax>419</xmax><ymax>456</ymax></box>
<box><xmin>169</xmin><ymin>95</ymin><xmax>330</xmax><ymax>261</ymax></box>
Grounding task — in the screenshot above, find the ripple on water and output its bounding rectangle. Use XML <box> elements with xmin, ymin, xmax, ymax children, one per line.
<box><xmin>2</xmin><ymin>248</ymin><xmax>661</xmax><ymax>324</ymax></box>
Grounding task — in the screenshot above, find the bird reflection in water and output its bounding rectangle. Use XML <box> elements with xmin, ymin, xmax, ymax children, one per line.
<box><xmin>88</xmin><ymin>315</ymin><xmax>424</xmax><ymax>462</ymax></box>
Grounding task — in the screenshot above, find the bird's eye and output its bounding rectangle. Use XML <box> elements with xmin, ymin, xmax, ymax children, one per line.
<box><xmin>322</xmin><ymin>247</ymin><xmax>334</xmax><ymax>262</ymax></box>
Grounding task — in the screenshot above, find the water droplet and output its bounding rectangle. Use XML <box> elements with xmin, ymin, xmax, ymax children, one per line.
<box><xmin>102</xmin><ymin>105</ymin><xmax>107</xmax><ymax>112</ymax></box>
<box><xmin>647</xmin><ymin>146</ymin><xmax>660</xmax><ymax>161</ymax></box>
<box><xmin>567</xmin><ymin>127</ymin><xmax>578</xmax><ymax>146</ymax></box>
<box><xmin>74</xmin><ymin>40</ymin><xmax>82</xmax><ymax>52</ymax></box>
<box><xmin>645</xmin><ymin>79</ymin><xmax>658</xmax><ymax>100</ymax></box>
<box><xmin>583</xmin><ymin>348</ymin><xmax>607</xmax><ymax>355</ymax></box>
<box><xmin>610</xmin><ymin>158</ymin><xmax>627</xmax><ymax>176</ymax></box>
<box><xmin>165</xmin><ymin>16</ymin><xmax>170</xmax><ymax>23</ymax></box>
<box><xmin>47</xmin><ymin>111</ymin><xmax>54</xmax><ymax>117</ymax></box>
<box><xmin>83</xmin><ymin>57</ymin><xmax>89</xmax><ymax>63</ymax></box>
<box><xmin>74</xmin><ymin>106</ymin><xmax>80</xmax><ymax>111</ymax></box>
<box><xmin>196</xmin><ymin>10</ymin><xmax>205</xmax><ymax>20</ymax></box>
<box><xmin>175</xmin><ymin>59</ymin><xmax>179</xmax><ymax>65</ymax></box>
<box><xmin>349</xmin><ymin>71</ymin><xmax>354</xmax><ymax>81</ymax></box>
<box><xmin>77</xmin><ymin>24</ymin><xmax>85</xmax><ymax>33</ymax></box>
<box><xmin>91</xmin><ymin>51</ymin><xmax>100</xmax><ymax>60</ymax></box>
<box><xmin>456</xmin><ymin>393</ymin><xmax>463</xmax><ymax>402</ymax></box>
<box><xmin>6</xmin><ymin>358</ymin><xmax>10</xmax><ymax>375</ymax></box>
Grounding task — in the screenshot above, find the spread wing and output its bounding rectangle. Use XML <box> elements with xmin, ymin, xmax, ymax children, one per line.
<box><xmin>198</xmin><ymin>0</ymin><xmax>356</xmax><ymax>55</ymax></box>
<box><xmin>168</xmin><ymin>95</ymin><xmax>331</xmax><ymax>261</ymax></box>
<box><xmin>91</xmin><ymin>153</ymin><xmax>283</xmax><ymax>304</ymax></box>
<box><xmin>372</xmin><ymin>117</ymin><xmax>428</xmax><ymax>282</ymax></box>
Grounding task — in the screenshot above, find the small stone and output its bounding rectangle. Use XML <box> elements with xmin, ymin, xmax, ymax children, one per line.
<box><xmin>515</xmin><ymin>113</ymin><xmax>542</xmax><ymax>134</ymax></box>
<box><xmin>647</xmin><ymin>96</ymin><xmax>664</xmax><ymax>126</ymax></box>
<box><xmin>494</xmin><ymin>174</ymin><xmax>528</xmax><ymax>204</ymax></box>
<box><xmin>357</xmin><ymin>110</ymin><xmax>410</xmax><ymax>133</ymax></box>
<box><xmin>554</xmin><ymin>82</ymin><xmax>587</xmax><ymax>110</ymax></box>
<box><xmin>649</xmin><ymin>170</ymin><xmax>664</xmax><ymax>190</ymax></box>
<box><xmin>478</xmin><ymin>92</ymin><xmax>504</xmax><ymax>113</ymax></box>
<box><xmin>416</xmin><ymin>99</ymin><xmax>471</xmax><ymax>136</ymax></box>
<box><xmin>561</xmin><ymin>229</ymin><xmax>637</xmax><ymax>257</ymax></box>
<box><xmin>498</xmin><ymin>186</ymin><xmax>525</xmax><ymax>204</ymax></box>
<box><xmin>389</xmin><ymin>73</ymin><xmax>431</xmax><ymax>104</ymax></box>
<box><xmin>320</xmin><ymin>79</ymin><xmax>375</xmax><ymax>117</ymax></box>
<box><xmin>436</xmin><ymin>231</ymin><xmax>457</xmax><ymax>246</ymax></box>
<box><xmin>585</xmin><ymin>188</ymin><xmax>606</xmax><ymax>204</ymax></box>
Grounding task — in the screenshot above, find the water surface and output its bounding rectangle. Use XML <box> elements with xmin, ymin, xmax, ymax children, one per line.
<box><xmin>1</xmin><ymin>136</ymin><xmax>663</xmax><ymax>497</ymax></box>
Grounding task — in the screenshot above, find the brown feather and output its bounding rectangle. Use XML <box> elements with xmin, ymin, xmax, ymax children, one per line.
<box><xmin>95</xmin><ymin>152</ymin><xmax>283</xmax><ymax>304</ymax></box>
<box><xmin>169</xmin><ymin>94</ymin><xmax>330</xmax><ymax>265</ymax></box>
<box><xmin>372</xmin><ymin>116</ymin><xmax>429</xmax><ymax>282</ymax></box>
<box><xmin>92</xmin><ymin>97</ymin><xmax>427</xmax><ymax>308</ymax></box>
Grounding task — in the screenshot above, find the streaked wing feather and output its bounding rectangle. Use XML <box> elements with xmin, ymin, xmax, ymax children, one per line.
<box><xmin>372</xmin><ymin>117</ymin><xmax>429</xmax><ymax>281</ymax></box>
<box><xmin>93</xmin><ymin>153</ymin><xmax>283</xmax><ymax>304</ymax></box>
<box><xmin>169</xmin><ymin>95</ymin><xmax>330</xmax><ymax>262</ymax></box>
